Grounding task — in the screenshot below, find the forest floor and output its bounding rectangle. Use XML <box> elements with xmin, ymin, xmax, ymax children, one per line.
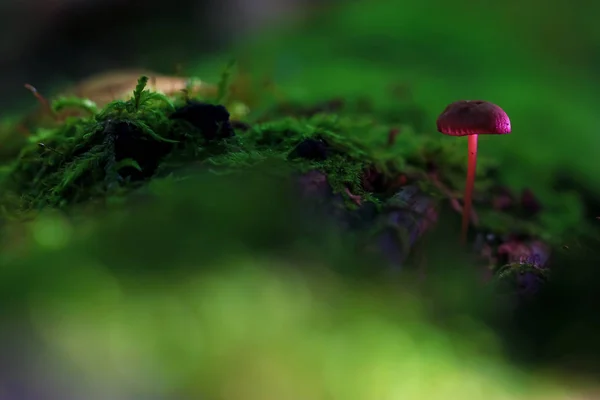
<box><xmin>0</xmin><ymin>46</ymin><xmax>599</xmax><ymax>398</ymax></box>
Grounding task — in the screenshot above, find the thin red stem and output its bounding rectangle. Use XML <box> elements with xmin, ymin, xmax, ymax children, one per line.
<box><xmin>24</xmin><ymin>84</ymin><xmax>54</xmax><ymax>118</ymax></box>
<box><xmin>462</xmin><ymin>134</ymin><xmax>478</xmax><ymax>244</ymax></box>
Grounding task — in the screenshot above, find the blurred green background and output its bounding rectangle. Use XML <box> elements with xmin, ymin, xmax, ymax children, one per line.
<box><xmin>190</xmin><ymin>0</ymin><xmax>600</xmax><ymax>198</ymax></box>
<box><xmin>2</xmin><ymin>0</ymin><xmax>600</xmax><ymax>398</ymax></box>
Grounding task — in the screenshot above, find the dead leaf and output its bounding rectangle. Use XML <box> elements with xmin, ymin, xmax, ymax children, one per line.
<box><xmin>64</xmin><ymin>69</ymin><xmax>217</xmax><ymax>108</ymax></box>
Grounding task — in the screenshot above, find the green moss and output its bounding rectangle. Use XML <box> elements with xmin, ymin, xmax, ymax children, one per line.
<box><xmin>52</xmin><ymin>97</ymin><xmax>99</xmax><ymax>116</ymax></box>
<box><xmin>494</xmin><ymin>262</ymin><xmax>550</xmax><ymax>293</ymax></box>
<box><xmin>0</xmin><ymin>68</ymin><xmax>592</xmax><ymax>249</ymax></box>
<box><xmin>1</xmin><ymin>76</ymin><xmax>185</xmax><ymax>209</ymax></box>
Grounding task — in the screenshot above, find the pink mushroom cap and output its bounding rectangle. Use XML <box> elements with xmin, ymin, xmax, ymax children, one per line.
<box><xmin>436</xmin><ymin>100</ymin><xmax>511</xmax><ymax>136</ymax></box>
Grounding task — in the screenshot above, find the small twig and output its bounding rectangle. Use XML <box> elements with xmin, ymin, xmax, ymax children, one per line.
<box><xmin>24</xmin><ymin>84</ymin><xmax>54</xmax><ymax>119</ymax></box>
<box><xmin>344</xmin><ymin>187</ymin><xmax>362</xmax><ymax>206</ymax></box>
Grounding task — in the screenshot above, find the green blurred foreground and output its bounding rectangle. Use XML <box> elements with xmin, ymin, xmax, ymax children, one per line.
<box><xmin>0</xmin><ymin>169</ymin><xmax>594</xmax><ymax>399</ymax></box>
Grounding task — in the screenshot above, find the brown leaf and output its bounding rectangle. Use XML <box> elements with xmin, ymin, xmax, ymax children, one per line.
<box><xmin>63</xmin><ymin>69</ymin><xmax>217</xmax><ymax>108</ymax></box>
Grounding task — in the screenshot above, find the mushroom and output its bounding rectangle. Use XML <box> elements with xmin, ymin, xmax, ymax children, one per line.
<box><xmin>436</xmin><ymin>100</ymin><xmax>511</xmax><ymax>244</ymax></box>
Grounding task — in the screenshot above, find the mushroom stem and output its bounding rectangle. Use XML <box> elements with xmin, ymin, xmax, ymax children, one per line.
<box><xmin>462</xmin><ymin>134</ymin><xmax>478</xmax><ymax>244</ymax></box>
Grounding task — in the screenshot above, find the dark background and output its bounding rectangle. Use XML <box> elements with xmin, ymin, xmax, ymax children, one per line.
<box><xmin>0</xmin><ymin>0</ymin><xmax>325</xmax><ymax>110</ymax></box>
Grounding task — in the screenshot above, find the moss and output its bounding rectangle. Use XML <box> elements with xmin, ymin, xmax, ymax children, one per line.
<box><xmin>1</xmin><ymin>77</ymin><xmax>179</xmax><ymax>209</ymax></box>
<box><xmin>0</xmin><ymin>66</ymin><xmax>593</xmax><ymax>252</ymax></box>
<box><xmin>493</xmin><ymin>261</ymin><xmax>550</xmax><ymax>295</ymax></box>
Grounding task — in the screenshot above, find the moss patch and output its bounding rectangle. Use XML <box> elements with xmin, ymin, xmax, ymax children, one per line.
<box><xmin>0</xmin><ymin>67</ymin><xmax>593</xmax><ymax>252</ymax></box>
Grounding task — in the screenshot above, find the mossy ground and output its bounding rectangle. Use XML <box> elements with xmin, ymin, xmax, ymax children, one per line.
<box><xmin>0</xmin><ymin>70</ymin><xmax>595</xmax><ymax>310</ymax></box>
<box><xmin>0</xmin><ymin>62</ymin><xmax>599</xmax><ymax>400</ymax></box>
<box><xmin>1</xmin><ymin>1</ymin><xmax>600</xmax><ymax>396</ymax></box>
<box><xmin>0</xmin><ymin>65</ymin><xmax>593</xmax><ymax>251</ymax></box>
